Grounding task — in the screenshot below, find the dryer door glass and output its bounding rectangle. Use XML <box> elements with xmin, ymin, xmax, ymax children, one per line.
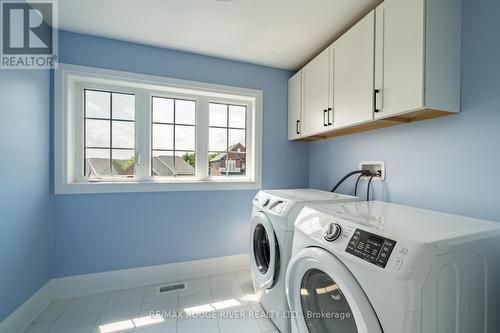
<box><xmin>300</xmin><ymin>268</ymin><xmax>358</xmax><ymax>333</ymax></box>
<box><xmin>253</xmin><ymin>223</ymin><xmax>271</xmax><ymax>274</ymax></box>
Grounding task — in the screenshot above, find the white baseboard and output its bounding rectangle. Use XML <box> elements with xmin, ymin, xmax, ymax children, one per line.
<box><xmin>52</xmin><ymin>253</ymin><xmax>250</xmax><ymax>299</ymax></box>
<box><xmin>0</xmin><ymin>254</ymin><xmax>250</xmax><ymax>333</ymax></box>
<box><xmin>0</xmin><ymin>282</ymin><xmax>53</xmax><ymax>333</ymax></box>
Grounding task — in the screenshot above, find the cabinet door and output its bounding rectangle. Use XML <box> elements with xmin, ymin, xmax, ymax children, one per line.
<box><xmin>302</xmin><ymin>47</ymin><xmax>331</xmax><ymax>136</ymax></box>
<box><xmin>333</xmin><ymin>11</ymin><xmax>375</xmax><ymax>128</ymax></box>
<box><xmin>288</xmin><ymin>71</ymin><xmax>302</xmax><ymax>140</ymax></box>
<box><xmin>374</xmin><ymin>0</ymin><xmax>424</xmax><ymax>118</ymax></box>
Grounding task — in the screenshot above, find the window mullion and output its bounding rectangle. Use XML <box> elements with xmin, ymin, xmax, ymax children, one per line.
<box><xmin>135</xmin><ymin>90</ymin><xmax>150</xmax><ymax>181</ymax></box>
<box><xmin>196</xmin><ymin>96</ymin><xmax>209</xmax><ymax>180</ymax></box>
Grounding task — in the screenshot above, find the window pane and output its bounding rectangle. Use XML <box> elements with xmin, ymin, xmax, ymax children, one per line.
<box><xmin>85</xmin><ymin>90</ymin><xmax>110</xmax><ymax>119</ymax></box>
<box><xmin>209</xmin><ymin>103</ymin><xmax>227</xmax><ymax>127</ymax></box>
<box><xmin>85</xmin><ymin>148</ymin><xmax>110</xmax><ymax>177</ymax></box>
<box><xmin>112</xmin><ymin>121</ymin><xmax>134</xmax><ymax>149</ymax></box>
<box><xmin>209</xmin><ymin>127</ymin><xmax>227</xmax><ymax>151</ymax></box>
<box><xmin>208</xmin><ymin>151</ymin><xmax>226</xmax><ymax>176</ymax></box>
<box><xmin>175</xmin><ymin>151</ymin><xmax>195</xmax><ymax>176</ymax></box>
<box><xmin>112</xmin><ymin>93</ymin><xmax>135</xmax><ymax>120</ymax></box>
<box><xmin>153</xmin><ymin>124</ymin><xmax>173</xmax><ymax>150</ymax></box>
<box><xmin>152</xmin><ymin>150</ymin><xmax>174</xmax><ymax>176</ymax></box>
<box><xmin>228</xmin><ymin>129</ymin><xmax>246</xmax><ymax>149</ymax></box>
<box><xmin>86</xmin><ymin>119</ymin><xmax>110</xmax><ymax>147</ymax></box>
<box><xmin>175</xmin><ymin>100</ymin><xmax>195</xmax><ymax>125</ymax></box>
<box><xmin>175</xmin><ymin>125</ymin><xmax>195</xmax><ymax>151</ymax></box>
<box><xmin>152</xmin><ymin>98</ymin><xmax>197</xmax><ymax>177</ymax></box>
<box><xmin>229</xmin><ymin>105</ymin><xmax>246</xmax><ymax>128</ymax></box>
<box><xmin>112</xmin><ymin>149</ymin><xmax>134</xmax><ymax>176</ymax></box>
<box><xmin>153</xmin><ymin>97</ymin><xmax>174</xmax><ymax>123</ymax></box>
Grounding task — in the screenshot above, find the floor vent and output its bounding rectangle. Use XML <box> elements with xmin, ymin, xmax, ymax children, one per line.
<box><xmin>157</xmin><ymin>282</ymin><xmax>186</xmax><ymax>294</ymax></box>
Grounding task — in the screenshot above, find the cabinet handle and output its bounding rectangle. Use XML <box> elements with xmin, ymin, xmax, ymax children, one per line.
<box><xmin>374</xmin><ymin>89</ymin><xmax>381</xmax><ymax>113</ymax></box>
<box><xmin>323</xmin><ymin>109</ymin><xmax>328</xmax><ymax>126</ymax></box>
<box><xmin>296</xmin><ymin>120</ymin><xmax>300</xmax><ymax>135</ymax></box>
<box><xmin>328</xmin><ymin>108</ymin><xmax>333</xmax><ymax>125</ymax></box>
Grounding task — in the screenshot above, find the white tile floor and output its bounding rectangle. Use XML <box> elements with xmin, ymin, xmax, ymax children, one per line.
<box><xmin>23</xmin><ymin>270</ymin><xmax>279</xmax><ymax>333</ymax></box>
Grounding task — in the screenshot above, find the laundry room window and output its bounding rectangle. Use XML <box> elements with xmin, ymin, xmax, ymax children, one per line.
<box><xmin>54</xmin><ymin>63</ymin><xmax>262</xmax><ymax>194</ymax></box>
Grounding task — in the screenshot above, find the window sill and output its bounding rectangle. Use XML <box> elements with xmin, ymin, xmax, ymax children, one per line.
<box><xmin>55</xmin><ymin>178</ymin><xmax>262</xmax><ymax>195</ymax></box>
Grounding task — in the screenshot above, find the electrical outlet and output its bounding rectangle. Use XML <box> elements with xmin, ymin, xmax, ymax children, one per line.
<box><xmin>359</xmin><ymin>161</ymin><xmax>385</xmax><ymax>180</ymax></box>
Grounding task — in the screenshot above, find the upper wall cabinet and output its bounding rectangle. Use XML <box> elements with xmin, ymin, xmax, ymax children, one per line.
<box><xmin>288</xmin><ymin>70</ymin><xmax>302</xmax><ymax>140</ymax></box>
<box><xmin>374</xmin><ymin>0</ymin><xmax>461</xmax><ymax>118</ymax></box>
<box><xmin>374</xmin><ymin>0</ymin><xmax>424</xmax><ymax>116</ymax></box>
<box><xmin>332</xmin><ymin>10</ymin><xmax>375</xmax><ymax>128</ymax></box>
<box><xmin>289</xmin><ymin>0</ymin><xmax>461</xmax><ymax>140</ymax></box>
<box><xmin>301</xmin><ymin>47</ymin><xmax>332</xmax><ymax>137</ymax></box>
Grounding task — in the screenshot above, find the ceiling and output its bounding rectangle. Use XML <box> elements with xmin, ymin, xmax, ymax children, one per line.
<box><xmin>59</xmin><ymin>0</ymin><xmax>381</xmax><ymax>70</ymax></box>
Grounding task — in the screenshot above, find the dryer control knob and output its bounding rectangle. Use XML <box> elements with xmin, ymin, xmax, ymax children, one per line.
<box><xmin>323</xmin><ymin>223</ymin><xmax>342</xmax><ymax>242</ymax></box>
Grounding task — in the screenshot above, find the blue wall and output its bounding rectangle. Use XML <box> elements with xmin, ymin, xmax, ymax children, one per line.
<box><xmin>0</xmin><ymin>70</ymin><xmax>52</xmax><ymax>320</ymax></box>
<box><xmin>310</xmin><ymin>0</ymin><xmax>500</xmax><ymax>222</ymax></box>
<box><xmin>1</xmin><ymin>0</ymin><xmax>498</xmax><ymax>320</ymax></box>
<box><xmin>52</xmin><ymin>31</ymin><xmax>309</xmax><ymax>277</ymax></box>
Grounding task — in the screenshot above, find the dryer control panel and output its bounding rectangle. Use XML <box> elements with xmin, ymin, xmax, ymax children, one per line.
<box><xmin>346</xmin><ymin>229</ymin><xmax>396</xmax><ymax>268</ymax></box>
<box><xmin>253</xmin><ymin>193</ymin><xmax>289</xmax><ymax>216</ymax></box>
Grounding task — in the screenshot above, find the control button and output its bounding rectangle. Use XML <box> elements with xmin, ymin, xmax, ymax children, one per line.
<box><xmin>323</xmin><ymin>223</ymin><xmax>342</xmax><ymax>242</ymax></box>
<box><xmin>393</xmin><ymin>257</ymin><xmax>403</xmax><ymax>270</ymax></box>
<box><xmin>262</xmin><ymin>199</ymin><xmax>271</xmax><ymax>207</ymax></box>
<box><xmin>399</xmin><ymin>247</ymin><xmax>408</xmax><ymax>255</ymax></box>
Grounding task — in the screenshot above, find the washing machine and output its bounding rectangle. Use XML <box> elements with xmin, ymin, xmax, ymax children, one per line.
<box><xmin>286</xmin><ymin>201</ymin><xmax>500</xmax><ymax>333</ymax></box>
<box><xmin>250</xmin><ymin>189</ymin><xmax>359</xmax><ymax>333</ymax></box>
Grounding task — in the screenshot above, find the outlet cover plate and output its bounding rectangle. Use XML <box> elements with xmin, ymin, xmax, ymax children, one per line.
<box><xmin>359</xmin><ymin>161</ymin><xmax>385</xmax><ymax>180</ymax></box>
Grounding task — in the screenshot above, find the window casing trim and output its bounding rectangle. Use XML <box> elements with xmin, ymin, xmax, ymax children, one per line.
<box><xmin>55</xmin><ymin>63</ymin><xmax>262</xmax><ymax>194</ymax></box>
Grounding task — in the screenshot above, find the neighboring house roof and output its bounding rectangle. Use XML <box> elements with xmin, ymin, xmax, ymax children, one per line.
<box><xmin>152</xmin><ymin>156</ymin><xmax>174</xmax><ymax>177</ymax></box>
<box><xmin>228</xmin><ymin>143</ymin><xmax>245</xmax><ymax>152</ymax></box>
<box><xmin>209</xmin><ymin>153</ymin><xmax>227</xmax><ymax>162</ymax></box>
<box><xmin>209</xmin><ymin>143</ymin><xmax>246</xmax><ymax>163</ymax></box>
<box><xmin>152</xmin><ymin>155</ymin><xmax>194</xmax><ymax>176</ymax></box>
<box><xmin>86</xmin><ymin>158</ymin><xmax>117</xmax><ymax>176</ymax></box>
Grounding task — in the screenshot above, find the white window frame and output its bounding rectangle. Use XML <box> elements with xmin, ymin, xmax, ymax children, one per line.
<box><xmin>54</xmin><ymin>63</ymin><xmax>263</xmax><ymax>194</ymax></box>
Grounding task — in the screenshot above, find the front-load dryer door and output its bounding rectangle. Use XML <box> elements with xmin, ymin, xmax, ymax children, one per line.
<box><xmin>286</xmin><ymin>247</ymin><xmax>382</xmax><ymax>333</ymax></box>
<box><xmin>250</xmin><ymin>212</ymin><xmax>279</xmax><ymax>290</ymax></box>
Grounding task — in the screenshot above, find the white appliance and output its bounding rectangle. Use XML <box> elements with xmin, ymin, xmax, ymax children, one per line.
<box><xmin>286</xmin><ymin>201</ymin><xmax>500</xmax><ymax>333</ymax></box>
<box><xmin>250</xmin><ymin>189</ymin><xmax>359</xmax><ymax>333</ymax></box>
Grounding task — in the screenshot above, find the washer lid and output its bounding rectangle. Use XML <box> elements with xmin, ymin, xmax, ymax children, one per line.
<box><xmin>308</xmin><ymin>201</ymin><xmax>500</xmax><ymax>254</ymax></box>
<box><xmin>264</xmin><ymin>188</ymin><xmax>357</xmax><ymax>202</ymax></box>
<box><xmin>250</xmin><ymin>212</ymin><xmax>279</xmax><ymax>289</ymax></box>
<box><xmin>286</xmin><ymin>247</ymin><xmax>382</xmax><ymax>333</ymax></box>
